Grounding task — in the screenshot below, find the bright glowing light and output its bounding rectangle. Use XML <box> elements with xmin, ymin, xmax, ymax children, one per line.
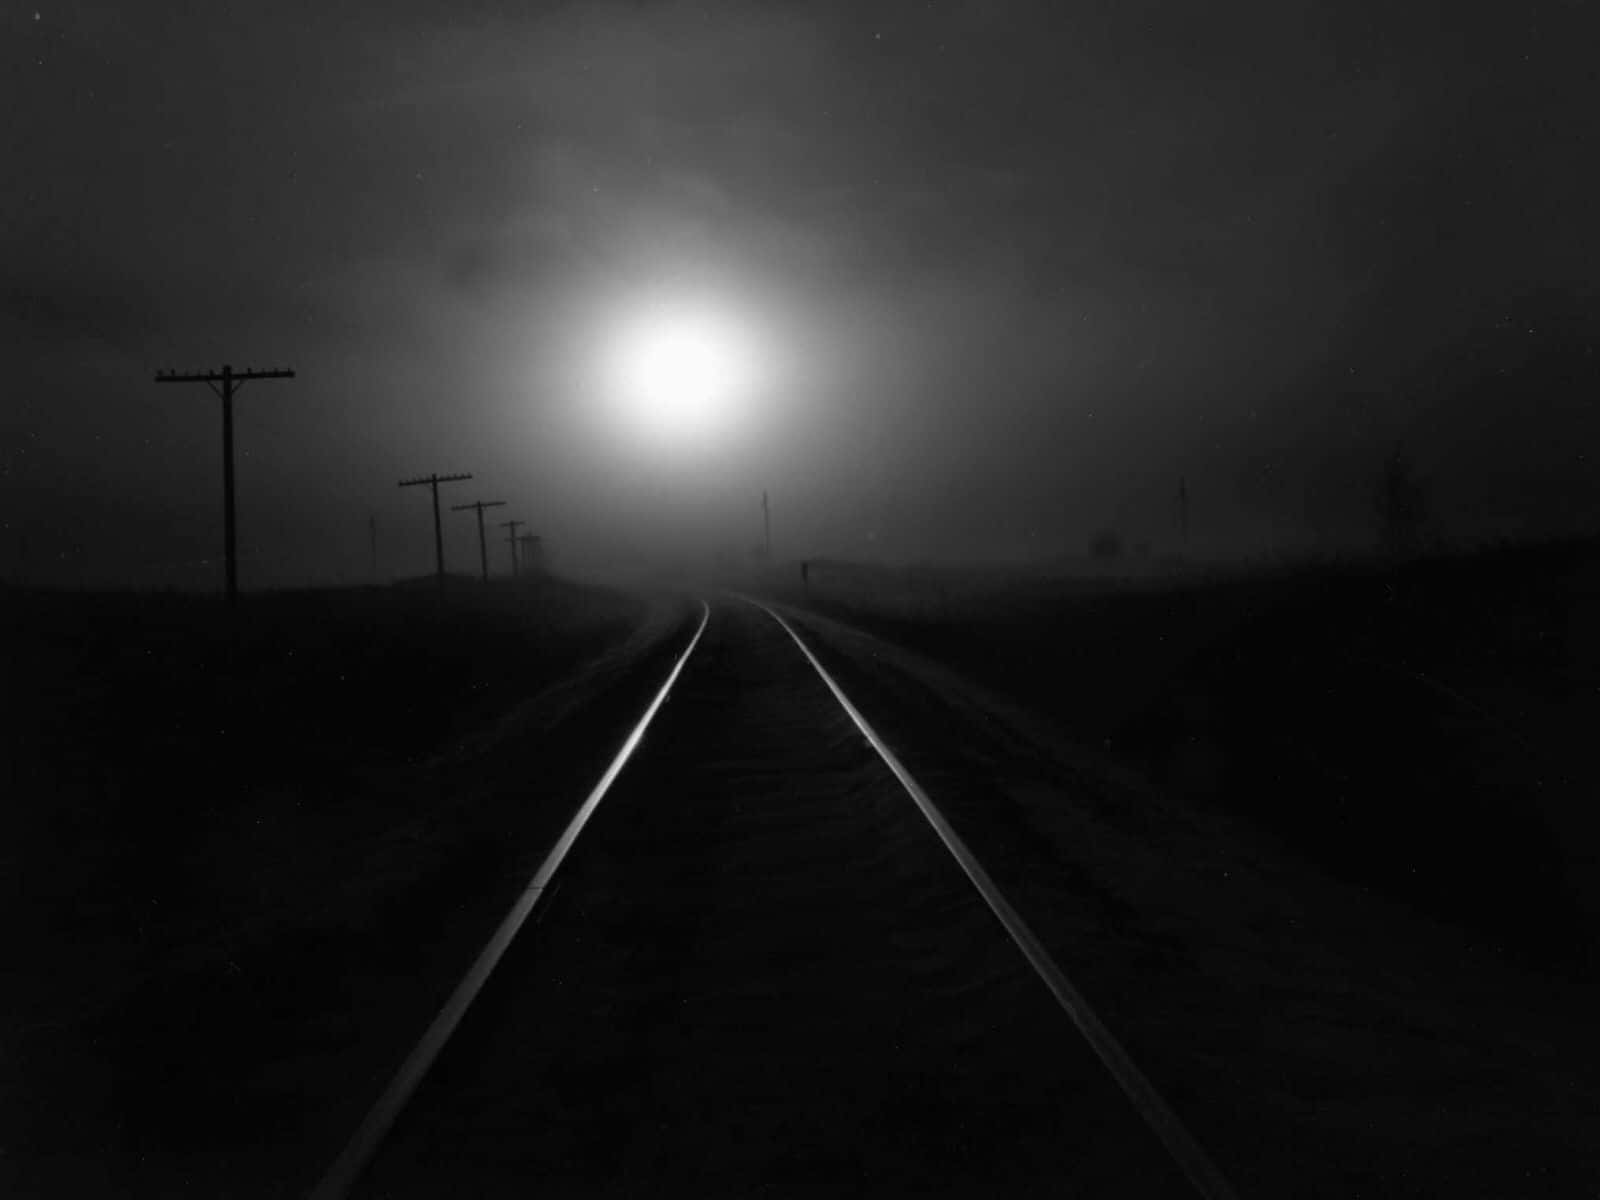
<box><xmin>604</xmin><ymin>306</ymin><xmax>759</xmax><ymax>453</ymax></box>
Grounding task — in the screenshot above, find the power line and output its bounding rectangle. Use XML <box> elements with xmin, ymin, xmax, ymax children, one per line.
<box><xmin>451</xmin><ymin>499</ymin><xmax>507</xmax><ymax>582</ymax></box>
<box><xmin>154</xmin><ymin>363</ymin><xmax>295</xmax><ymax>606</ymax></box>
<box><xmin>398</xmin><ymin>472</ymin><xmax>472</xmax><ymax>587</ymax></box>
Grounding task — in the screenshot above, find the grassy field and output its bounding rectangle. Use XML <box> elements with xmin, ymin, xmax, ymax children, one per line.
<box><xmin>1</xmin><ymin>575</ymin><xmax>695</xmax><ymax>1196</ymax></box>
<box><xmin>773</xmin><ymin>539</ymin><xmax>1600</xmax><ymax>974</ymax></box>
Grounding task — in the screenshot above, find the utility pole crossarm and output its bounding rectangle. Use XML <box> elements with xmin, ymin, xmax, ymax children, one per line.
<box><xmin>156</xmin><ymin>367</ymin><xmax>295</xmax><ymax>397</ymax></box>
<box><xmin>398</xmin><ymin>472</ymin><xmax>472</xmax><ymax>488</ymax></box>
<box><xmin>155</xmin><ymin>368</ymin><xmax>295</xmax><ymax>381</ymax></box>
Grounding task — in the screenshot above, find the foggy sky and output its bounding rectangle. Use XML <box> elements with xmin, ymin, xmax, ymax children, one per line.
<box><xmin>4</xmin><ymin>0</ymin><xmax>1598</xmax><ymax>587</ymax></box>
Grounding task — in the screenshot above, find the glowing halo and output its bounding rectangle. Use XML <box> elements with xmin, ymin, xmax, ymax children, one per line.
<box><xmin>602</xmin><ymin>304</ymin><xmax>760</xmax><ymax>454</ymax></box>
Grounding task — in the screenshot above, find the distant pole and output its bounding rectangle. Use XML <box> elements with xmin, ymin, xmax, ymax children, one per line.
<box><xmin>451</xmin><ymin>499</ymin><xmax>507</xmax><ymax>582</ymax></box>
<box><xmin>398</xmin><ymin>472</ymin><xmax>472</xmax><ymax>587</ymax></box>
<box><xmin>500</xmin><ymin>518</ymin><xmax>525</xmax><ymax>576</ymax></box>
<box><xmin>155</xmin><ymin>363</ymin><xmax>296</xmax><ymax>606</ymax></box>
<box><xmin>1179</xmin><ymin>477</ymin><xmax>1190</xmax><ymax>549</ymax></box>
<box><xmin>368</xmin><ymin>514</ymin><xmax>378</xmax><ymax>583</ymax></box>
<box><xmin>763</xmin><ymin>490</ymin><xmax>771</xmax><ymax>560</ymax></box>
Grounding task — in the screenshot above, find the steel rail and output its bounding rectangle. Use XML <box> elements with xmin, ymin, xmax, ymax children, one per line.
<box><xmin>308</xmin><ymin>601</ymin><xmax>710</xmax><ymax>1200</ymax></box>
<box><xmin>754</xmin><ymin>599</ymin><xmax>1242</xmax><ymax>1200</ymax></box>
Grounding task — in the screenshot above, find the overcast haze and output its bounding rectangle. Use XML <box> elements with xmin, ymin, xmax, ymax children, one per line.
<box><xmin>4</xmin><ymin>0</ymin><xmax>1598</xmax><ymax>586</ymax></box>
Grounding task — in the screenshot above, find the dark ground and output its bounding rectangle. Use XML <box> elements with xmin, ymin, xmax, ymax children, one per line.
<box><xmin>776</xmin><ymin>539</ymin><xmax>1600</xmax><ymax>973</ymax></box>
<box><xmin>355</xmin><ymin>602</ymin><xmax>1196</xmax><ymax>1199</ymax></box>
<box><xmin>753</xmin><ymin>541</ymin><xmax>1600</xmax><ymax>1194</ymax></box>
<box><xmin>7</xmin><ymin>538</ymin><xmax>1600</xmax><ymax>1195</ymax></box>
<box><xmin>1</xmin><ymin>576</ymin><xmax>698</xmax><ymax>1196</ymax></box>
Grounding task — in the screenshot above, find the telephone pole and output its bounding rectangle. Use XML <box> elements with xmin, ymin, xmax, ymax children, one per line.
<box><xmin>451</xmin><ymin>499</ymin><xmax>506</xmax><ymax>582</ymax></box>
<box><xmin>368</xmin><ymin>514</ymin><xmax>378</xmax><ymax>583</ymax></box>
<box><xmin>398</xmin><ymin>472</ymin><xmax>472</xmax><ymax>587</ymax></box>
<box><xmin>155</xmin><ymin>363</ymin><xmax>295</xmax><ymax>606</ymax></box>
<box><xmin>500</xmin><ymin>519</ymin><xmax>525</xmax><ymax>576</ymax></box>
<box><xmin>1179</xmin><ymin>476</ymin><xmax>1190</xmax><ymax>550</ymax></box>
<box><xmin>763</xmin><ymin>490</ymin><xmax>771</xmax><ymax>560</ymax></box>
<box><xmin>518</xmin><ymin>533</ymin><xmax>542</xmax><ymax>575</ymax></box>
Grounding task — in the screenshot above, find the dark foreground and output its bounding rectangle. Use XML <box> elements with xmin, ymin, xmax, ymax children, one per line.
<box><xmin>355</xmin><ymin>602</ymin><xmax>1192</xmax><ymax>1198</ymax></box>
<box><xmin>5</xmin><ymin>544</ymin><xmax>1600</xmax><ymax>1196</ymax></box>
<box><xmin>762</xmin><ymin>542</ymin><xmax>1600</xmax><ymax>1194</ymax></box>
<box><xmin>778</xmin><ymin>540</ymin><xmax>1600</xmax><ymax>967</ymax></box>
<box><xmin>1</xmin><ymin>577</ymin><xmax>695</xmax><ymax>1195</ymax></box>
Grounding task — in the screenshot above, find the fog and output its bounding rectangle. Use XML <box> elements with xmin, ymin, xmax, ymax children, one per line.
<box><xmin>4</xmin><ymin>0</ymin><xmax>1597</xmax><ymax>588</ymax></box>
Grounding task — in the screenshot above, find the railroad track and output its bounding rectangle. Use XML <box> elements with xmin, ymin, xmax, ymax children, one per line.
<box><xmin>311</xmin><ymin>598</ymin><xmax>1237</xmax><ymax>1199</ymax></box>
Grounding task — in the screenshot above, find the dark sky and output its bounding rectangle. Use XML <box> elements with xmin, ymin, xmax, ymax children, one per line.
<box><xmin>4</xmin><ymin>0</ymin><xmax>1598</xmax><ymax>586</ymax></box>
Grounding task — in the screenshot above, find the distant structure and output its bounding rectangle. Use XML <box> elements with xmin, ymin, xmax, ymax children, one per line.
<box><xmin>517</xmin><ymin>533</ymin><xmax>544</xmax><ymax>575</ymax></box>
<box><xmin>451</xmin><ymin>498</ymin><xmax>507</xmax><ymax>583</ymax></box>
<box><xmin>1375</xmin><ymin>443</ymin><xmax>1428</xmax><ymax>555</ymax></box>
<box><xmin>154</xmin><ymin>363</ymin><xmax>296</xmax><ymax>605</ymax></box>
<box><xmin>500</xmin><ymin>518</ymin><xmax>525</xmax><ymax>575</ymax></box>
<box><xmin>398</xmin><ymin>471</ymin><xmax>472</xmax><ymax>588</ymax></box>
<box><xmin>1090</xmin><ymin>529</ymin><xmax>1123</xmax><ymax>562</ymax></box>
